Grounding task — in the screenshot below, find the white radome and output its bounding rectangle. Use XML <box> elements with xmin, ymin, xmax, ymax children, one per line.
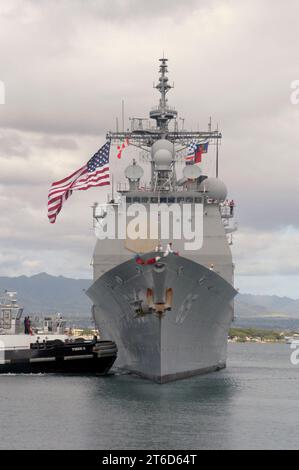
<box><xmin>183</xmin><ymin>165</ymin><xmax>201</xmax><ymax>180</ymax></box>
<box><xmin>151</xmin><ymin>139</ymin><xmax>174</xmax><ymax>154</ymax></box>
<box><xmin>151</xmin><ymin>139</ymin><xmax>174</xmax><ymax>170</ymax></box>
<box><xmin>153</xmin><ymin>149</ymin><xmax>173</xmax><ymax>170</ymax></box>
<box><xmin>198</xmin><ymin>177</ymin><xmax>228</xmax><ymax>200</ymax></box>
<box><xmin>125</xmin><ymin>162</ymin><xmax>144</xmax><ymax>181</ymax></box>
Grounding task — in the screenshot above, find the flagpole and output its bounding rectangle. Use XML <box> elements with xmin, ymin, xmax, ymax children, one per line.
<box><xmin>122</xmin><ymin>99</ymin><xmax>125</xmax><ymax>132</ymax></box>
<box><xmin>216</xmin><ymin>123</ymin><xmax>219</xmax><ymax>178</ymax></box>
<box><xmin>111</xmin><ymin>173</ymin><xmax>114</xmax><ymax>202</ymax></box>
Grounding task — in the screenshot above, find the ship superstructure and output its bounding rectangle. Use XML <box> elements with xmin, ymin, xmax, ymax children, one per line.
<box><xmin>87</xmin><ymin>58</ymin><xmax>237</xmax><ymax>382</ymax></box>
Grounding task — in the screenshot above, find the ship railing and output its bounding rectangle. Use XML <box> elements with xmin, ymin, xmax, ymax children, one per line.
<box><xmin>117</xmin><ymin>182</ymin><xmax>153</xmax><ymax>192</ymax></box>
<box><xmin>117</xmin><ymin>182</ymin><xmax>203</xmax><ymax>193</ymax></box>
<box><xmin>130</xmin><ymin>120</ymin><xmax>154</xmax><ymax>133</ymax></box>
<box><xmin>150</xmin><ymin>106</ymin><xmax>177</xmax><ymax>113</ymax></box>
<box><xmin>117</xmin><ymin>182</ymin><xmax>129</xmax><ymax>192</ymax></box>
<box><xmin>0</xmin><ymin>345</ymin><xmax>29</xmax><ymax>351</ymax></box>
<box><xmin>220</xmin><ymin>205</ymin><xmax>235</xmax><ymax>218</ymax></box>
<box><xmin>131</xmin><ymin>125</ymin><xmax>153</xmax><ymax>133</ymax></box>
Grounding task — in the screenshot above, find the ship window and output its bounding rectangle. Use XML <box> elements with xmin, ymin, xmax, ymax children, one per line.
<box><xmin>195</xmin><ymin>197</ymin><xmax>202</xmax><ymax>203</ymax></box>
<box><xmin>160</xmin><ymin>197</ymin><xmax>167</xmax><ymax>203</ymax></box>
<box><xmin>168</xmin><ymin>197</ymin><xmax>175</xmax><ymax>203</ymax></box>
<box><xmin>126</xmin><ymin>197</ymin><xmax>132</xmax><ymax>203</ymax></box>
<box><xmin>141</xmin><ymin>197</ymin><xmax>149</xmax><ymax>203</ymax></box>
<box><xmin>151</xmin><ymin>197</ymin><xmax>158</xmax><ymax>203</ymax></box>
<box><xmin>133</xmin><ymin>197</ymin><xmax>140</xmax><ymax>203</ymax></box>
<box><xmin>16</xmin><ymin>309</ymin><xmax>23</xmax><ymax>320</ymax></box>
<box><xmin>177</xmin><ymin>197</ymin><xmax>184</xmax><ymax>203</ymax></box>
<box><xmin>186</xmin><ymin>197</ymin><xmax>194</xmax><ymax>203</ymax></box>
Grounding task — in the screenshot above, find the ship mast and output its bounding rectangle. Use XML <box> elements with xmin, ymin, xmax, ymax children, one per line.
<box><xmin>149</xmin><ymin>58</ymin><xmax>177</xmax><ymax>135</ymax></box>
<box><xmin>107</xmin><ymin>57</ymin><xmax>222</xmax><ymax>154</ymax></box>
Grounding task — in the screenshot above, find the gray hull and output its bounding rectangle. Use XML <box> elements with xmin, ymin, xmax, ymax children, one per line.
<box><xmin>87</xmin><ymin>253</ymin><xmax>237</xmax><ymax>383</ymax></box>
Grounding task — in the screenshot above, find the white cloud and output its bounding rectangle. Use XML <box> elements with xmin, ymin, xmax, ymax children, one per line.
<box><xmin>1</xmin><ymin>0</ymin><xmax>299</xmax><ymax>295</ymax></box>
<box><xmin>233</xmin><ymin>226</ymin><xmax>299</xmax><ymax>276</ymax></box>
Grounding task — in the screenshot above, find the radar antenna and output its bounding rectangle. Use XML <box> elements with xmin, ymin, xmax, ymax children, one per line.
<box><xmin>107</xmin><ymin>58</ymin><xmax>222</xmax><ymax>151</ymax></box>
<box><xmin>149</xmin><ymin>57</ymin><xmax>177</xmax><ymax>135</ymax></box>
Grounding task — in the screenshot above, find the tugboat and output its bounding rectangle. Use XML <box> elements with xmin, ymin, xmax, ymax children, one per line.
<box><xmin>0</xmin><ymin>291</ymin><xmax>117</xmax><ymax>374</ymax></box>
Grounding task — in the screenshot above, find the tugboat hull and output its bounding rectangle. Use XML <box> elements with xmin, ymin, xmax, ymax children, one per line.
<box><xmin>0</xmin><ymin>339</ymin><xmax>117</xmax><ymax>375</ymax></box>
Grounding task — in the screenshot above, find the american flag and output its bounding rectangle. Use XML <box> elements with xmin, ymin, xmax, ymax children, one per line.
<box><xmin>48</xmin><ymin>141</ymin><xmax>110</xmax><ymax>224</ymax></box>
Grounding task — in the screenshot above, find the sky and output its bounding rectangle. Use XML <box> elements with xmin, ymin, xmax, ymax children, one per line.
<box><xmin>0</xmin><ymin>0</ymin><xmax>299</xmax><ymax>297</ymax></box>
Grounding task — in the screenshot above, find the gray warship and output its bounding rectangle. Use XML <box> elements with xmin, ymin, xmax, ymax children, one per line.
<box><xmin>87</xmin><ymin>58</ymin><xmax>238</xmax><ymax>383</ymax></box>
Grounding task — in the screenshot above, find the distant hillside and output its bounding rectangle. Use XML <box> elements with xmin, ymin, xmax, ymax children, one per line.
<box><xmin>235</xmin><ymin>294</ymin><xmax>299</xmax><ymax>318</ymax></box>
<box><xmin>0</xmin><ymin>273</ymin><xmax>91</xmax><ymax>316</ymax></box>
<box><xmin>1</xmin><ymin>273</ymin><xmax>299</xmax><ymax>320</ymax></box>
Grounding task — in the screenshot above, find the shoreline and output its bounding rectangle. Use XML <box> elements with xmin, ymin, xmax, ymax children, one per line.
<box><xmin>228</xmin><ymin>327</ymin><xmax>298</xmax><ymax>344</ymax></box>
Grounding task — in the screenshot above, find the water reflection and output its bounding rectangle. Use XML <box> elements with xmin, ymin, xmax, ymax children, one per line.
<box><xmin>87</xmin><ymin>370</ymin><xmax>240</xmax><ymax>449</ymax></box>
<box><xmin>1</xmin><ymin>344</ymin><xmax>298</xmax><ymax>449</ymax></box>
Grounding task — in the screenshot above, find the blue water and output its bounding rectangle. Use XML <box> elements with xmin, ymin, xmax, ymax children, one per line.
<box><xmin>0</xmin><ymin>343</ymin><xmax>298</xmax><ymax>450</ymax></box>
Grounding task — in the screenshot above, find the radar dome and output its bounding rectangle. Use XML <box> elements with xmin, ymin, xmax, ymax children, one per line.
<box><xmin>153</xmin><ymin>149</ymin><xmax>173</xmax><ymax>170</ymax></box>
<box><xmin>151</xmin><ymin>139</ymin><xmax>174</xmax><ymax>155</ymax></box>
<box><xmin>125</xmin><ymin>159</ymin><xmax>144</xmax><ymax>181</ymax></box>
<box><xmin>151</xmin><ymin>139</ymin><xmax>174</xmax><ymax>171</ymax></box>
<box><xmin>198</xmin><ymin>177</ymin><xmax>227</xmax><ymax>201</ymax></box>
<box><xmin>183</xmin><ymin>165</ymin><xmax>201</xmax><ymax>180</ymax></box>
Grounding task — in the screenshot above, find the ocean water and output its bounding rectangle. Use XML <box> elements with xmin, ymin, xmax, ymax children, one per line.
<box><xmin>0</xmin><ymin>343</ymin><xmax>298</xmax><ymax>450</ymax></box>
